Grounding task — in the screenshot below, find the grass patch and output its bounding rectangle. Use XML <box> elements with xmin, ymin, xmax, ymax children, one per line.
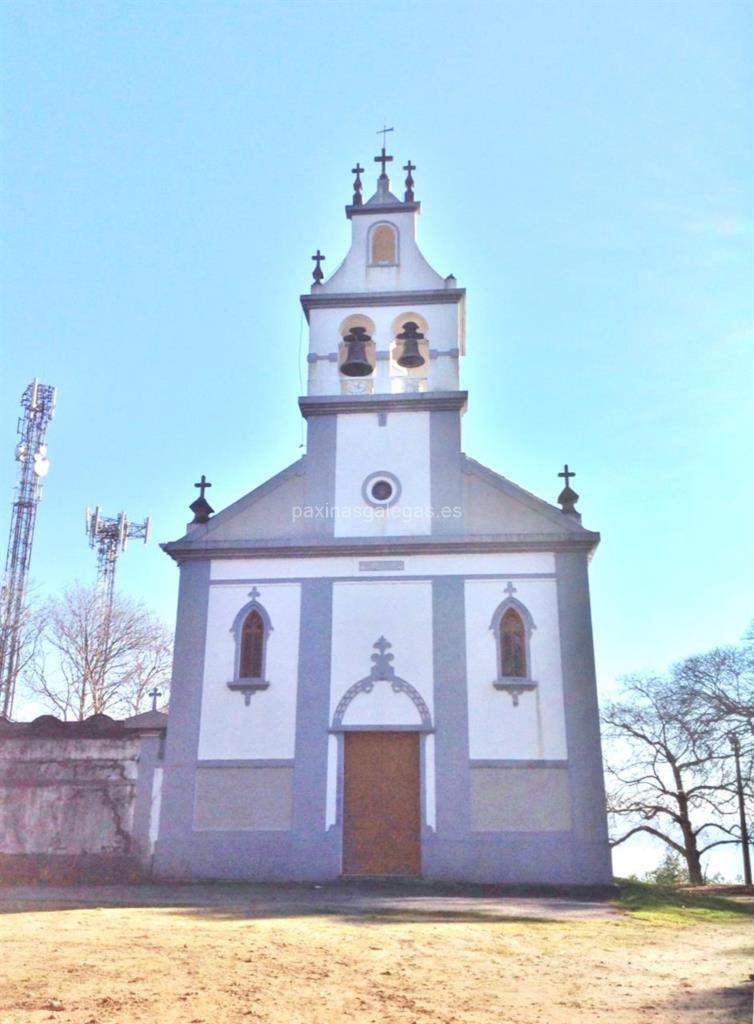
<box><xmin>615</xmin><ymin>880</ymin><xmax>754</xmax><ymax>923</ymax></box>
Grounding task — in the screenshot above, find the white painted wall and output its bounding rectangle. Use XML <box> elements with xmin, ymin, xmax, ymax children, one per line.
<box><xmin>198</xmin><ymin>582</ymin><xmax>301</xmax><ymax>760</ymax></box>
<box><xmin>210</xmin><ymin>551</ymin><xmax>556</xmax><ymax>582</ymax></box>
<box><xmin>333</xmin><ymin>411</ymin><xmax>432</xmax><ymax>537</ymax></box>
<box><xmin>330</xmin><ymin>580</ymin><xmax>434</xmax><ymax>724</ymax></box>
<box><xmin>319</xmin><ymin>209</ymin><xmax>445</xmax><ymax>295</ymax></box>
<box><xmin>464</xmin><ymin>578</ymin><xmax>568</xmax><ymax>760</ymax></box>
<box><xmin>328</xmin><ymin>579</ymin><xmax>435</xmax><ymax>833</ymax></box>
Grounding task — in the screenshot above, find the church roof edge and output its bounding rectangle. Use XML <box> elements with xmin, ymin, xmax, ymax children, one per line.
<box><xmin>346</xmin><ymin>200</ymin><xmax>421</xmax><ymax>219</ymax></box>
<box><xmin>160</xmin><ymin>532</ymin><xmax>600</xmax><ymax>562</ymax></box>
<box><xmin>300</xmin><ymin>287</ymin><xmax>465</xmax><ymax>322</ymax></box>
<box><xmin>461</xmin><ymin>456</ymin><xmax>596</xmax><ymax>536</ymax></box>
<box><xmin>299</xmin><ymin>391</ymin><xmax>468</xmax><ymax>418</ymax></box>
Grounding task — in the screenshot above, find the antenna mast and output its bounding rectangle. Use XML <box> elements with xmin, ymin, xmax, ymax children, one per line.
<box><xmin>0</xmin><ymin>379</ymin><xmax>57</xmax><ymax>718</ymax></box>
<box><xmin>85</xmin><ymin>507</ymin><xmax>150</xmax><ymax>611</ymax></box>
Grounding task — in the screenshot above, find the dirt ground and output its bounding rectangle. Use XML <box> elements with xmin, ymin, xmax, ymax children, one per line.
<box><xmin>0</xmin><ymin>882</ymin><xmax>751</xmax><ymax>1024</ymax></box>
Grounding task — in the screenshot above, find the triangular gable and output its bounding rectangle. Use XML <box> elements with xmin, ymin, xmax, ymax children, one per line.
<box><xmin>462</xmin><ymin>456</ymin><xmax>591</xmax><ymax>537</ymax></box>
<box><xmin>168</xmin><ymin>459</ymin><xmax>307</xmax><ymax>548</ymax></box>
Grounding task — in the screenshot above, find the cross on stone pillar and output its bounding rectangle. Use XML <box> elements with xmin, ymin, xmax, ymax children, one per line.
<box><xmin>194</xmin><ymin>475</ymin><xmax>211</xmax><ymax>500</ymax></box>
<box><xmin>351</xmin><ymin>162</ymin><xmax>364</xmax><ymax>206</ymax></box>
<box><xmin>311</xmin><ymin>249</ymin><xmax>325</xmax><ymax>284</ymax></box>
<box><xmin>190</xmin><ymin>474</ymin><xmax>214</xmax><ymax>524</ymax></box>
<box><xmin>149</xmin><ymin>686</ymin><xmax>162</xmax><ymax>711</ymax></box>
<box><xmin>374</xmin><ymin>144</ymin><xmax>393</xmax><ymax>177</ymax></box>
<box><xmin>403</xmin><ymin>160</ymin><xmax>416</xmax><ymax>202</ymax></box>
<box><xmin>557</xmin><ymin>464</ymin><xmax>580</xmax><ymax>515</ymax></box>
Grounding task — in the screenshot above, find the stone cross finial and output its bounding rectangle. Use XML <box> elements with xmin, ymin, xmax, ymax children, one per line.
<box><xmin>403</xmin><ymin>160</ymin><xmax>416</xmax><ymax>202</ymax></box>
<box><xmin>149</xmin><ymin>686</ymin><xmax>162</xmax><ymax>711</ymax></box>
<box><xmin>374</xmin><ymin>126</ymin><xmax>394</xmax><ymax>177</ymax></box>
<box><xmin>557</xmin><ymin>464</ymin><xmax>580</xmax><ymax>515</ymax></box>
<box><xmin>311</xmin><ymin>249</ymin><xmax>325</xmax><ymax>284</ymax></box>
<box><xmin>248</xmin><ymin>586</ymin><xmax>260</xmax><ymax>600</ymax></box>
<box><xmin>504</xmin><ymin>581</ymin><xmax>517</xmax><ymax>597</ymax></box>
<box><xmin>194</xmin><ymin>475</ymin><xmax>211</xmax><ymax>500</ymax></box>
<box><xmin>189</xmin><ymin>474</ymin><xmax>214</xmax><ymax>524</ymax></box>
<box><xmin>351</xmin><ymin>163</ymin><xmax>364</xmax><ymax>206</ymax></box>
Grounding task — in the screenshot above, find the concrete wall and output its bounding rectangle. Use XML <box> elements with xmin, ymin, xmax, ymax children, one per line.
<box><xmin>0</xmin><ymin>719</ymin><xmax>164</xmax><ymax>881</ymax></box>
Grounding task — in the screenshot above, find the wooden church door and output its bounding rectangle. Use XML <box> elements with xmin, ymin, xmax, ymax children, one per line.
<box><xmin>342</xmin><ymin>731</ymin><xmax>421</xmax><ymax>877</ymax></box>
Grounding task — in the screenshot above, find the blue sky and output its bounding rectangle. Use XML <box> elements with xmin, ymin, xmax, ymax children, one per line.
<box><xmin>1</xmin><ymin>0</ymin><xmax>752</xmax><ymax>722</ymax></box>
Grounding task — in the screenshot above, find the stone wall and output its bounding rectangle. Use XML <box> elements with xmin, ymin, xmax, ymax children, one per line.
<box><xmin>0</xmin><ymin>712</ymin><xmax>165</xmax><ymax>882</ymax></box>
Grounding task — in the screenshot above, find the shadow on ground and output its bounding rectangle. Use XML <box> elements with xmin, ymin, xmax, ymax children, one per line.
<box><xmin>658</xmin><ymin>983</ymin><xmax>753</xmax><ymax>1024</ymax></box>
<box><xmin>0</xmin><ymin>879</ymin><xmax>618</xmax><ymax>925</ymax></box>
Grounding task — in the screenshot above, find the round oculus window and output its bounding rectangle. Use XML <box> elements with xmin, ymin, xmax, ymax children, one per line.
<box><xmin>370</xmin><ymin>479</ymin><xmax>393</xmax><ymax>502</ymax></box>
<box><xmin>361</xmin><ymin>471</ymin><xmax>401</xmax><ymax>508</ymax></box>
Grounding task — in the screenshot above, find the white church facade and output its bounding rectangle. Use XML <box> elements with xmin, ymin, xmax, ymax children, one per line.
<box><xmin>154</xmin><ymin>151</ymin><xmax>613</xmax><ymax>884</ymax></box>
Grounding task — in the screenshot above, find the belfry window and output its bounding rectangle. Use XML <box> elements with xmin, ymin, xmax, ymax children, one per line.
<box><xmin>370</xmin><ymin>224</ymin><xmax>397</xmax><ymax>265</ymax></box>
<box><xmin>240</xmin><ymin>610</ymin><xmax>265</xmax><ymax>679</ymax></box>
<box><xmin>500</xmin><ymin>608</ymin><xmax>527</xmax><ymax>678</ymax></box>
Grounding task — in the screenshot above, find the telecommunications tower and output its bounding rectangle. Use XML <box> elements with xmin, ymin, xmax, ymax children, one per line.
<box><xmin>0</xmin><ymin>379</ymin><xmax>57</xmax><ymax>718</ymax></box>
<box><xmin>85</xmin><ymin>507</ymin><xmax>150</xmax><ymax>611</ymax></box>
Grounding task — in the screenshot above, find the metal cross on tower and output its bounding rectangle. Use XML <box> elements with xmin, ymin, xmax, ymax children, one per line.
<box><xmin>0</xmin><ymin>379</ymin><xmax>57</xmax><ymax>718</ymax></box>
<box><xmin>85</xmin><ymin>507</ymin><xmax>151</xmax><ymax>611</ymax></box>
<box><xmin>377</xmin><ymin>124</ymin><xmax>394</xmax><ymax>148</ymax></box>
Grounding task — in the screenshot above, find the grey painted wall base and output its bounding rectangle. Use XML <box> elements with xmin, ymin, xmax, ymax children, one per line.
<box><xmin>154</xmin><ymin>830</ymin><xmax>342</xmax><ymax>882</ymax></box>
<box><xmin>422</xmin><ymin>832</ymin><xmax>611</xmax><ymax>885</ymax></box>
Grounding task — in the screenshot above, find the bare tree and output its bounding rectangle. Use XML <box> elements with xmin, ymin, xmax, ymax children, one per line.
<box><xmin>603</xmin><ymin>674</ymin><xmax>740</xmax><ymax>885</ymax></box>
<box><xmin>673</xmin><ymin>628</ymin><xmax>754</xmax><ymax>738</ymax></box>
<box><xmin>0</xmin><ymin>586</ymin><xmax>43</xmax><ymax>716</ymax></box>
<box><xmin>24</xmin><ymin>585</ymin><xmax>172</xmax><ymax>720</ymax></box>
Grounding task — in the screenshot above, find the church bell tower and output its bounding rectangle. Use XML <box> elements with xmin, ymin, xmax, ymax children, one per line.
<box><xmin>300</xmin><ymin>143</ymin><xmax>467</xmax><ymax>538</ymax></box>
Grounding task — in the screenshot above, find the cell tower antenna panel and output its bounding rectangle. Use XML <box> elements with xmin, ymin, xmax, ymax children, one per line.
<box><xmin>0</xmin><ymin>379</ymin><xmax>57</xmax><ymax>719</ymax></box>
<box><xmin>85</xmin><ymin>506</ymin><xmax>150</xmax><ymax>611</ymax></box>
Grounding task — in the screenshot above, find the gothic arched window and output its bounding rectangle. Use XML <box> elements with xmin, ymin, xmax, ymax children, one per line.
<box><xmin>240</xmin><ymin>610</ymin><xmax>265</xmax><ymax>679</ymax></box>
<box><xmin>500</xmin><ymin>608</ymin><xmax>527</xmax><ymax>678</ymax></box>
<box><xmin>370</xmin><ymin>223</ymin><xmax>397</xmax><ymax>265</ymax></box>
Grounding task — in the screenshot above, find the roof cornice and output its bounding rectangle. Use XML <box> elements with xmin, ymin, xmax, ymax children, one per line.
<box><xmin>298</xmin><ymin>391</ymin><xmax>468</xmax><ymax>418</ymax></box>
<box><xmin>161</xmin><ymin>532</ymin><xmax>600</xmax><ymax>563</ymax></box>
<box><xmin>345</xmin><ymin>201</ymin><xmax>421</xmax><ymax>219</ymax></box>
<box><xmin>300</xmin><ymin>287</ymin><xmax>466</xmax><ymax>322</ymax></box>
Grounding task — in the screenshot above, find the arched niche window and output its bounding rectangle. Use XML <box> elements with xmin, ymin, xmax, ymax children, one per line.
<box><xmin>228</xmin><ymin>595</ymin><xmax>272</xmax><ymax>704</ymax></box>
<box><xmin>369</xmin><ymin>223</ymin><xmax>398</xmax><ymax>266</ymax></box>
<box><xmin>490</xmin><ymin>595</ymin><xmax>537</xmax><ymax>705</ymax></box>
<box><xmin>240</xmin><ymin>610</ymin><xmax>265</xmax><ymax>679</ymax></box>
<box><xmin>500</xmin><ymin>608</ymin><xmax>526</xmax><ymax>678</ymax></box>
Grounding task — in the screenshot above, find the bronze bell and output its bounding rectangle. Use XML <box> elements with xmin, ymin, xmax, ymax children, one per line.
<box><xmin>396</xmin><ymin>321</ymin><xmax>426</xmax><ymax>369</ymax></box>
<box><xmin>340</xmin><ymin>327</ymin><xmax>373</xmax><ymax>377</ymax></box>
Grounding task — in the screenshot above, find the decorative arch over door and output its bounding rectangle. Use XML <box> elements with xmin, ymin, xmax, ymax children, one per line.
<box><xmin>331</xmin><ymin>636</ymin><xmax>433</xmax><ymax>731</ymax></box>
